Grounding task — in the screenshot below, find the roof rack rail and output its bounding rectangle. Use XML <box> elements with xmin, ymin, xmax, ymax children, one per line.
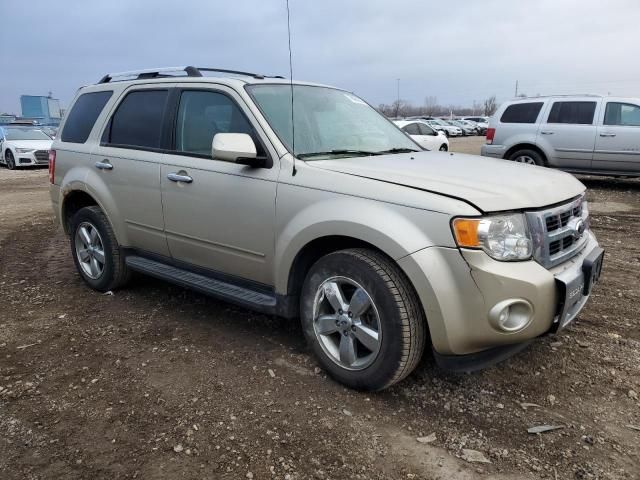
<box><xmin>97</xmin><ymin>66</ymin><xmax>284</xmax><ymax>84</ymax></box>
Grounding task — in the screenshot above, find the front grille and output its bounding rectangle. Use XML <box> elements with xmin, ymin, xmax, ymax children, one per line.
<box><xmin>34</xmin><ymin>150</ymin><xmax>49</xmax><ymax>164</ymax></box>
<box><xmin>526</xmin><ymin>196</ymin><xmax>588</xmax><ymax>269</ymax></box>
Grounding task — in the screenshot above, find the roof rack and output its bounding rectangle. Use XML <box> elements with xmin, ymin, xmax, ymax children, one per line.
<box><xmin>97</xmin><ymin>66</ymin><xmax>284</xmax><ymax>84</ymax></box>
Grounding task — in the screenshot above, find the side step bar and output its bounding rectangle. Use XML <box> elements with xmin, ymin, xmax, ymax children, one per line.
<box><xmin>125</xmin><ymin>256</ymin><xmax>277</xmax><ymax>314</ymax></box>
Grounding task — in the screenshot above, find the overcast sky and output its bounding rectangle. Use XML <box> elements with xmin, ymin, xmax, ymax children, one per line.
<box><xmin>1</xmin><ymin>0</ymin><xmax>640</xmax><ymax>114</ymax></box>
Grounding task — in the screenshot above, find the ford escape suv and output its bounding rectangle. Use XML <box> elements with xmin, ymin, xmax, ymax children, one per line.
<box><xmin>50</xmin><ymin>67</ymin><xmax>604</xmax><ymax>391</ymax></box>
<box><xmin>482</xmin><ymin>95</ymin><xmax>640</xmax><ymax>176</ymax></box>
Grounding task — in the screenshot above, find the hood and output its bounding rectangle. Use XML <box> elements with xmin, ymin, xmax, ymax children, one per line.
<box><xmin>311</xmin><ymin>151</ymin><xmax>585</xmax><ymax>213</ymax></box>
<box><xmin>6</xmin><ymin>139</ymin><xmax>52</xmax><ymax>150</ymax></box>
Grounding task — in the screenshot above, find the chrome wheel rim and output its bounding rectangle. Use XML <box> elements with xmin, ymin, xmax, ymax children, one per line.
<box><xmin>514</xmin><ymin>155</ymin><xmax>536</xmax><ymax>165</ymax></box>
<box><xmin>312</xmin><ymin>276</ymin><xmax>382</xmax><ymax>371</ymax></box>
<box><xmin>74</xmin><ymin>222</ymin><xmax>106</xmax><ymax>279</ymax></box>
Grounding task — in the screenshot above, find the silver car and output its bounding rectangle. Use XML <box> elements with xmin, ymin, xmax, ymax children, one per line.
<box><xmin>49</xmin><ymin>67</ymin><xmax>604</xmax><ymax>391</ymax></box>
<box><xmin>482</xmin><ymin>95</ymin><xmax>640</xmax><ymax>176</ymax></box>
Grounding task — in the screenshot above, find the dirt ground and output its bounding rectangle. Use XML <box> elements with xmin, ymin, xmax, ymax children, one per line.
<box><xmin>1</xmin><ymin>147</ymin><xmax>638</xmax><ymax>479</ymax></box>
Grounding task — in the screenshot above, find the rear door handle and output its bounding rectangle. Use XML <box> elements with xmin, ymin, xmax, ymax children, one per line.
<box><xmin>540</xmin><ymin>131</ymin><xmax>554</xmax><ymax>135</ymax></box>
<box><xmin>167</xmin><ymin>172</ymin><xmax>193</xmax><ymax>183</ymax></box>
<box><xmin>95</xmin><ymin>160</ymin><xmax>113</xmax><ymax>170</ymax></box>
<box><xmin>599</xmin><ymin>132</ymin><xmax>617</xmax><ymax>137</ymax></box>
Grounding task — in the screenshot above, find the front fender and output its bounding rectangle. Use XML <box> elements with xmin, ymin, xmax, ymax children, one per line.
<box><xmin>274</xmin><ymin>190</ymin><xmax>454</xmax><ymax>294</ymax></box>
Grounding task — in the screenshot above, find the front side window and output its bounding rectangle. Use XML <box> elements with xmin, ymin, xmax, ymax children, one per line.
<box><xmin>246</xmin><ymin>84</ymin><xmax>418</xmax><ymax>159</ymax></box>
<box><xmin>106</xmin><ymin>90</ymin><xmax>168</xmax><ymax>149</ymax></box>
<box><xmin>500</xmin><ymin>102</ymin><xmax>544</xmax><ymax>124</ymax></box>
<box><xmin>604</xmin><ymin>102</ymin><xmax>640</xmax><ymax>127</ymax></box>
<box><xmin>175</xmin><ymin>90</ymin><xmax>257</xmax><ymax>157</ymax></box>
<box><xmin>418</xmin><ymin>123</ymin><xmax>436</xmax><ymax>135</ymax></box>
<box><xmin>61</xmin><ymin>91</ymin><xmax>113</xmax><ymax>143</ymax></box>
<box><xmin>547</xmin><ymin>101</ymin><xmax>596</xmax><ymax>125</ymax></box>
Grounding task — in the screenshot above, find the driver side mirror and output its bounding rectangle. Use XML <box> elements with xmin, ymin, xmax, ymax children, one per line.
<box><xmin>212</xmin><ymin>133</ymin><xmax>265</xmax><ymax>167</ymax></box>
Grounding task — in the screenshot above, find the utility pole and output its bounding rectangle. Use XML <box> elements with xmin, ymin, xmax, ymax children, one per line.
<box><xmin>515</xmin><ymin>80</ymin><xmax>519</xmax><ymax>98</ymax></box>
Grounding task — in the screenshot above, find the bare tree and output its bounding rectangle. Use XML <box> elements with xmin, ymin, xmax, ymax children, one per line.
<box><xmin>423</xmin><ymin>96</ymin><xmax>438</xmax><ymax>116</ymax></box>
<box><xmin>483</xmin><ymin>95</ymin><xmax>497</xmax><ymax>116</ymax></box>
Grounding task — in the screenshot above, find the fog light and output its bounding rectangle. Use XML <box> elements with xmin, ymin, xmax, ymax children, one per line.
<box><xmin>489</xmin><ymin>299</ymin><xmax>533</xmax><ymax>332</ymax></box>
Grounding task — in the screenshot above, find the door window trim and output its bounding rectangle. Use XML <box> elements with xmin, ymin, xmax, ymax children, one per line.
<box><xmin>164</xmin><ymin>87</ymin><xmax>273</xmax><ymax>168</ymax></box>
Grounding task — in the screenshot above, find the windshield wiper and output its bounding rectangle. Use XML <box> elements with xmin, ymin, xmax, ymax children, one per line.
<box><xmin>375</xmin><ymin>147</ymin><xmax>421</xmax><ymax>154</ymax></box>
<box><xmin>297</xmin><ymin>149</ymin><xmax>381</xmax><ymax>159</ymax></box>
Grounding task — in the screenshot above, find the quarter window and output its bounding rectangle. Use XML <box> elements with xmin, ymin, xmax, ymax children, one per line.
<box><xmin>61</xmin><ymin>91</ymin><xmax>113</xmax><ymax>143</ymax></box>
<box><xmin>604</xmin><ymin>102</ymin><xmax>640</xmax><ymax>127</ymax></box>
<box><xmin>402</xmin><ymin>123</ymin><xmax>420</xmax><ymax>135</ymax></box>
<box><xmin>500</xmin><ymin>102</ymin><xmax>544</xmax><ymax>124</ymax></box>
<box><xmin>547</xmin><ymin>101</ymin><xmax>596</xmax><ymax>125</ymax></box>
<box><xmin>106</xmin><ymin>90</ymin><xmax>169</xmax><ymax>149</ymax></box>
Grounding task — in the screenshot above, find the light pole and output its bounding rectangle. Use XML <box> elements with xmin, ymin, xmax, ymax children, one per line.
<box><xmin>395</xmin><ymin>78</ymin><xmax>400</xmax><ymax>117</ymax></box>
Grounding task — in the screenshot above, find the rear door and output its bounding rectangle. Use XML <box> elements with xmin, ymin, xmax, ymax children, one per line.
<box><xmin>92</xmin><ymin>86</ymin><xmax>171</xmax><ymax>256</ymax></box>
<box><xmin>537</xmin><ymin>100</ymin><xmax>598</xmax><ymax>170</ymax></box>
<box><xmin>160</xmin><ymin>85</ymin><xmax>278</xmax><ymax>286</ymax></box>
<box><xmin>593</xmin><ymin>101</ymin><xmax>640</xmax><ymax>173</ymax></box>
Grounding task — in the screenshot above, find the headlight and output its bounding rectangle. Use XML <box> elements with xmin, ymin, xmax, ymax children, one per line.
<box><xmin>16</xmin><ymin>148</ymin><xmax>35</xmax><ymax>153</ymax></box>
<box><xmin>452</xmin><ymin>213</ymin><xmax>533</xmax><ymax>261</ymax></box>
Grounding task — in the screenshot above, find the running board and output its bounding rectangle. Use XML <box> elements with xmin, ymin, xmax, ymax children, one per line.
<box><xmin>125</xmin><ymin>256</ymin><xmax>277</xmax><ymax>313</ymax></box>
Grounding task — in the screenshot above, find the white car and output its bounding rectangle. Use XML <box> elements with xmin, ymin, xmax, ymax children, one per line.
<box><xmin>464</xmin><ymin>117</ymin><xmax>489</xmax><ymax>132</ymax></box>
<box><xmin>424</xmin><ymin>119</ymin><xmax>462</xmax><ymax>137</ymax></box>
<box><xmin>0</xmin><ymin>126</ymin><xmax>53</xmax><ymax>169</ymax></box>
<box><xmin>394</xmin><ymin>120</ymin><xmax>449</xmax><ymax>151</ymax></box>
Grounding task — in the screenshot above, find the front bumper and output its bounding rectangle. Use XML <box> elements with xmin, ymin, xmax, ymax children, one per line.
<box><xmin>14</xmin><ymin>150</ymin><xmax>49</xmax><ymax>166</ymax></box>
<box><xmin>398</xmin><ymin>231</ymin><xmax>602</xmax><ymax>361</ymax></box>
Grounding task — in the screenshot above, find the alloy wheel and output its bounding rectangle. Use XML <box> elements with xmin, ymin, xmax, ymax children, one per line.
<box><xmin>514</xmin><ymin>155</ymin><xmax>536</xmax><ymax>165</ymax></box>
<box><xmin>74</xmin><ymin>222</ymin><xmax>106</xmax><ymax>279</ymax></box>
<box><xmin>312</xmin><ymin>276</ymin><xmax>382</xmax><ymax>370</ymax></box>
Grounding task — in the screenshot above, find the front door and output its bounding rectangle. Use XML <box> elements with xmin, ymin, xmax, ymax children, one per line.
<box><xmin>537</xmin><ymin>100</ymin><xmax>598</xmax><ymax>170</ymax></box>
<box><xmin>593</xmin><ymin>101</ymin><xmax>640</xmax><ymax>174</ymax></box>
<box><xmin>160</xmin><ymin>86</ymin><xmax>278</xmax><ymax>286</ymax></box>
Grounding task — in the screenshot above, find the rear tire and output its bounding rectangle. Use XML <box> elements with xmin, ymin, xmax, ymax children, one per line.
<box><xmin>508</xmin><ymin>149</ymin><xmax>545</xmax><ymax>166</ymax></box>
<box><xmin>5</xmin><ymin>151</ymin><xmax>16</xmax><ymax>170</ymax></box>
<box><xmin>300</xmin><ymin>248</ymin><xmax>426</xmax><ymax>391</ymax></box>
<box><xmin>69</xmin><ymin>206</ymin><xmax>131</xmax><ymax>292</ymax></box>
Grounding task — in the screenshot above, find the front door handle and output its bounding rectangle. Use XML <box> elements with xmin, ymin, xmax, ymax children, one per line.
<box><xmin>95</xmin><ymin>160</ymin><xmax>113</xmax><ymax>170</ymax></box>
<box><xmin>167</xmin><ymin>172</ymin><xmax>193</xmax><ymax>183</ymax></box>
<box><xmin>599</xmin><ymin>132</ymin><xmax>617</xmax><ymax>137</ymax></box>
<box><xmin>540</xmin><ymin>131</ymin><xmax>554</xmax><ymax>135</ymax></box>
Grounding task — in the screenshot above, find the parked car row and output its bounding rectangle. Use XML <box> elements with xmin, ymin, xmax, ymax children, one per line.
<box><xmin>394</xmin><ymin>115</ymin><xmax>489</xmax><ymax>137</ymax></box>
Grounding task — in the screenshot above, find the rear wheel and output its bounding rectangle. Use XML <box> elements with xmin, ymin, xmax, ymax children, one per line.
<box><xmin>5</xmin><ymin>151</ymin><xmax>16</xmax><ymax>170</ymax></box>
<box><xmin>508</xmin><ymin>149</ymin><xmax>544</xmax><ymax>166</ymax></box>
<box><xmin>439</xmin><ymin>144</ymin><xmax>448</xmax><ymax>152</ymax></box>
<box><xmin>300</xmin><ymin>248</ymin><xmax>426</xmax><ymax>391</ymax></box>
<box><xmin>69</xmin><ymin>206</ymin><xmax>131</xmax><ymax>292</ymax></box>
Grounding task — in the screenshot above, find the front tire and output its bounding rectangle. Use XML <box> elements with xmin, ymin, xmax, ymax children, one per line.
<box><xmin>69</xmin><ymin>206</ymin><xmax>131</xmax><ymax>292</ymax></box>
<box><xmin>300</xmin><ymin>248</ymin><xmax>426</xmax><ymax>391</ymax></box>
<box><xmin>439</xmin><ymin>144</ymin><xmax>448</xmax><ymax>152</ymax></box>
<box><xmin>5</xmin><ymin>151</ymin><xmax>16</xmax><ymax>170</ymax></box>
<box><xmin>508</xmin><ymin>149</ymin><xmax>545</xmax><ymax>166</ymax></box>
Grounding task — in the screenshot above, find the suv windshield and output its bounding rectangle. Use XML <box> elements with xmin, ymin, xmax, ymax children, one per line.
<box><xmin>246</xmin><ymin>84</ymin><xmax>418</xmax><ymax>159</ymax></box>
<box><xmin>4</xmin><ymin>128</ymin><xmax>52</xmax><ymax>141</ymax></box>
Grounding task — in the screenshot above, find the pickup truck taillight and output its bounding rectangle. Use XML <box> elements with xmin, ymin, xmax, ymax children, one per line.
<box><xmin>48</xmin><ymin>149</ymin><xmax>56</xmax><ymax>184</ymax></box>
<box><xmin>486</xmin><ymin>128</ymin><xmax>496</xmax><ymax>145</ymax></box>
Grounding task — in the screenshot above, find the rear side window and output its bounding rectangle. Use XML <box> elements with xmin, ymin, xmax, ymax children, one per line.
<box><xmin>105</xmin><ymin>90</ymin><xmax>168</xmax><ymax>149</ymax></box>
<box><xmin>402</xmin><ymin>123</ymin><xmax>420</xmax><ymax>135</ymax></box>
<box><xmin>547</xmin><ymin>101</ymin><xmax>596</xmax><ymax>125</ymax></box>
<box><xmin>61</xmin><ymin>91</ymin><xmax>112</xmax><ymax>143</ymax></box>
<box><xmin>500</xmin><ymin>102</ymin><xmax>544</xmax><ymax>124</ymax></box>
<box><xmin>604</xmin><ymin>102</ymin><xmax>640</xmax><ymax>126</ymax></box>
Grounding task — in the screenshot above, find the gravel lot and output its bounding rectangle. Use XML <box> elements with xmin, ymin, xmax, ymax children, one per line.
<box><xmin>1</xmin><ymin>149</ymin><xmax>638</xmax><ymax>479</ymax></box>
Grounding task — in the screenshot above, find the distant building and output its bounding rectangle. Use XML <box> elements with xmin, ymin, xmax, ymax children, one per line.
<box><xmin>0</xmin><ymin>113</ymin><xmax>17</xmax><ymax>125</ymax></box>
<box><xmin>20</xmin><ymin>94</ymin><xmax>63</xmax><ymax>126</ymax></box>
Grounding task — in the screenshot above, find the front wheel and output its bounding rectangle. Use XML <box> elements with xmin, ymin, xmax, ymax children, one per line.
<box><xmin>5</xmin><ymin>151</ymin><xmax>16</xmax><ymax>170</ymax></box>
<box><xmin>439</xmin><ymin>144</ymin><xmax>448</xmax><ymax>152</ymax></box>
<box><xmin>300</xmin><ymin>249</ymin><xmax>426</xmax><ymax>391</ymax></box>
